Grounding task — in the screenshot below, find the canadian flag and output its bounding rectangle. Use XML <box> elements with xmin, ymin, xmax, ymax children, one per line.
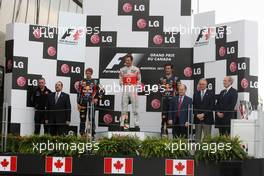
<box><xmin>165</xmin><ymin>159</ymin><xmax>194</xmax><ymax>176</ymax></box>
<box><xmin>104</xmin><ymin>158</ymin><xmax>133</xmax><ymax>174</ymax></box>
<box><xmin>0</xmin><ymin>156</ymin><xmax>17</xmax><ymax>172</ymax></box>
<box><xmin>45</xmin><ymin>157</ymin><xmax>72</xmax><ymax>173</ymax></box>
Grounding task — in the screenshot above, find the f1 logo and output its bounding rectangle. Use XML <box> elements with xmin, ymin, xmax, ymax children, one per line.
<box><xmin>61</xmin><ymin>29</ymin><xmax>74</xmax><ymax>39</ymax></box>
<box><xmin>106</xmin><ymin>53</ymin><xmax>127</xmax><ymax>69</ymax></box>
<box><xmin>196</xmin><ymin>29</ymin><xmax>206</xmax><ymax>42</ymax></box>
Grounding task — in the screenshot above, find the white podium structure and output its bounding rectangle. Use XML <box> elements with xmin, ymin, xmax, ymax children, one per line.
<box><xmin>231</xmin><ymin>111</ymin><xmax>264</xmax><ymax>158</ymax></box>
<box><xmin>97</xmin><ymin>131</ymin><xmax>160</xmax><ymax>140</ymax></box>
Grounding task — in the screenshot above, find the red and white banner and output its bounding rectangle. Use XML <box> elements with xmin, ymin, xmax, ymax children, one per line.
<box><xmin>45</xmin><ymin>157</ymin><xmax>72</xmax><ymax>173</ymax></box>
<box><xmin>165</xmin><ymin>159</ymin><xmax>194</xmax><ymax>176</ymax></box>
<box><xmin>104</xmin><ymin>158</ymin><xmax>133</xmax><ymax>174</ymax></box>
<box><xmin>0</xmin><ymin>156</ymin><xmax>17</xmax><ymax>172</ymax></box>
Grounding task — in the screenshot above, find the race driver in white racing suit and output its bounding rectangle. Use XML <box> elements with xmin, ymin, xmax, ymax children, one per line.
<box><xmin>119</xmin><ymin>54</ymin><xmax>141</xmax><ymax>130</ymax></box>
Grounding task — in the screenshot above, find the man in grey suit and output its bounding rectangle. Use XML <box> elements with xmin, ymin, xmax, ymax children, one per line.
<box><xmin>193</xmin><ymin>79</ymin><xmax>215</xmax><ymax>142</ymax></box>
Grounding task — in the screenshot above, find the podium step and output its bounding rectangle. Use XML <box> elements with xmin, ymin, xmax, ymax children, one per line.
<box><xmin>97</xmin><ymin>131</ymin><xmax>160</xmax><ymax>140</ymax></box>
<box><xmin>108</xmin><ymin>125</ymin><xmax>140</xmax><ymax>132</ymax></box>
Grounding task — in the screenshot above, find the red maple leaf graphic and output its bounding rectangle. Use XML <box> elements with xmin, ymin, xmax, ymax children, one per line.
<box><xmin>175</xmin><ymin>162</ymin><xmax>185</xmax><ymax>173</ymax></box>
<box><xmin>205</xmin><ymin>28</ymin><xmax>211</xmax><ymax>40</ymax></box>
<box><xmin>73</xmin><ymin>30</ymin><xmax>82</xmax><ymax>41</ymax></box>
<box><xmin>114</xmin><ymin>160</ymin><xmax>123</xmax><ymax>172</ymax></box>
<box><xmin>1</xmin><ymin>159</ymin><xmax>9</xmax><ymax>168</ymax></box>
<box><xmin>54</xmin><ymin>159</ymin><xmax>64</xmax><ymax>170</ymax></box>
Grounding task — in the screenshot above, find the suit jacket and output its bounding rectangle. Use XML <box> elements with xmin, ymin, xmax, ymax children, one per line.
<box><xmin>47</xmin><ymin>92</ymin><xmax>71</xmax><ymax>123</ymax></box>
<box><xmin>169</xmin><ymin>95</ymin><xmax>192</xmax><ymax>125</ymax></box>
<box><xmin>215</xmin><ymin>87</ymin><xmax>238</xmax><ymax>127</ymax></box>
<box><xmin>193</xmin><ymin>89</ymin><xmax>215</xmax><ymax>125</ymax></box>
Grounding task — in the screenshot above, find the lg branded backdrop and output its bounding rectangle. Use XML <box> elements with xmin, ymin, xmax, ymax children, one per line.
<box><xmin>194</xmin><ymin>12</ymin><xmax>258</xmax><ymax>109</ymax></box>
<box><xmin>4</xmin><ymin>0</ymin><xmax>258</xmax><ymax>135</ymax></box>
<box><xmin>82</xmin><ymin>0</ymin><xmax>193</xmax><ymax>132</ymax></box>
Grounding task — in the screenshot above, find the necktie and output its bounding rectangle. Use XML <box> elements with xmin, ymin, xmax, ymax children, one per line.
<box><xmin>223</xmin><ymin>89</ymin><xmax>227</xmax><ymax>96</ymax></box>
<box><xmin>201</xmin><ymin>90</ymin><xmax>204</xmax><ymax>101</ymax></box>
<box><xmin>55</xmin><ymin>92</ymin><xmax>59</xmax><ymax>104</ymax></box>
<box><xmin>177</xmin><ymin>96</ymin><xmax>183</xmax><ymax>117</ymax></box>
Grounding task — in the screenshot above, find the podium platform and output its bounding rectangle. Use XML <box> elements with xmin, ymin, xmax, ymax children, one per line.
<box><xmin>96</xmin><ymin>131</ymin><xmax>160</xmax><ymax>140</ymax></box>
<box><xmin>231</xmin><ymin>111</ymin><xmax>264</xmax><ymax>158</ymax></box>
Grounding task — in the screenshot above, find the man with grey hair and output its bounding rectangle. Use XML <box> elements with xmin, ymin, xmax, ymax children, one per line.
<box><xmin>193</xmin><ymin>79</ymin><xmax>215</xmax><ymax>142</ymax></box>
<box><xmin>168</xmin><ymin>84</ymin><xmax>192</xmax><ymax>138</ymax></box>
<box><xmin>215</xmin><ymin>76</ymin><xmax>238</xmax><ymax>135</ymax></box>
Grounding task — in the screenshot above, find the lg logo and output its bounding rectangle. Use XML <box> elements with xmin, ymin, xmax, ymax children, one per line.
<box><xmin>137</xmin><ymin>19</ymin><xmax>159</xmax><ymax>29</ymax></box>
<box><xmin>16</xmin><ymin>76</ymin><xmax>26</xmax><ymax>87</ymax></box>
<box><xmin>90</xmin><ymin>35</ymin><xmax>113</xmax><ymax>44</ymax></box>
<box><xmin>102</xmin><ymin>36</ymin><xmax>113</xmax><ymax>43</ymax></box>
<box><xmin>250</xmin><ymin>81</ymin><xmax>258</xmax><ymax>89</ymax></box>
<box><xmin>122</xmin><ymin>3</ymin><xmax>145</xmax><ymax>13</ymax></box>
<box><xmin>207</xmin><ymin>83</ymin><xmax>213</xmax><ymax>90</ymax></box>
<box><xmin>13</xmin><ymin>61</ymin><xmax>24</xmax><ymax>69</ymax></box>
<box><xmin>99</xmin><ymin>99</ymin><xmax>111</xmax><ymax>107</ymax></box>
<box><xmin>219</xmin><ymin>46</ymin><xmax>235</xmax><ymax>57</ymax></box>
<box><xmin>227</xmin><ymin>46</ymin><xmax>236</xmax><ymax>54</ymax></box>
<box><xmin>32</xmin><ymin>27</ymin><xmax>55</xmax><ymax>39</ymax></box>
<box><xmin>28</xmin><ymin>78</ymin><xmax>38</xmax><ymax>86</ymax></box>
<box><xmin>149</xmin><ymin>20</ymin><xmax>159</xmax><ymax>28</ymax></box>
<box><xmin>241</xmin><ymin>78</ymin><xmax>258</xmax><ymax>89</ymax></box>
<box><xmin>238</xmin><ymin>62</ymin><xmax>247</xmax><ymax>70</ymax></box>
<box><xmin>134</xmin><ymin>4</ymin><xmax>145</xmax><ymax>11</ymax></box>
<box><xmin>71</xmin><ymin>66</ymin><xmax>81</xmax><ymax>74</ymax></box>
<box><xmin>61</xmin><ymin>64</ymin><xmax>81</xmax><ymax>74</ymax></box>
<box><xmin>153</xmin><ymin>34</ymin><xmax>178</xmax><ymax>45</ymax></box>
<box><xmin>193</xmin><ymin>68</ymin><xmax>201</xmax><ymax>75</ymax></box>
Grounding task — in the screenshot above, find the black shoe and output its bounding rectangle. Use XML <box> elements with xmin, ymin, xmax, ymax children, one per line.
<box><xmin>91</xmin><ymin>136</ymin><xmax>96</xmax><ymax>142</ymax></box>
<box><xmin>119</xmin><ymin>126</ymin><xmax>124</xmax><ymax>131</ymax></box>
<box><xmin>134</xmin><ymin>126</ymin><xmax>140</xmax><ymax>132</ymax></box>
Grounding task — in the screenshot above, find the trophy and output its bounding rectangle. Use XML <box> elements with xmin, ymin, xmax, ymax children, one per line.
<box><xmin>239</xmin><ymin>100</ymin><xmax>252</xmax><ymax>119</ymax></box>
<box><xmin>98</xmin><ymin>84</ymin><xmax>105</xmax><ymax>98</ymax></box>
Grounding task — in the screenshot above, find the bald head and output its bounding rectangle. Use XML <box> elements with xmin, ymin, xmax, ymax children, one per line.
<box><xmin>178</xmin><ymin>84</ymin><xmax>187</xmax><ymax>96</ymax></box>
<box><xmin>198</xmin><ymin>79</ymin><xmax>207</xmax><ymax>91</ymax></box>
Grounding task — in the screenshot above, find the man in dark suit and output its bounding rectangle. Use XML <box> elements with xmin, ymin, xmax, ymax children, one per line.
<box><xmin>169</xmin><ymin>84</ymin><xmax>192</xmax><ymax>138</ymax></box>
<box><xmin>193</xmin><ymin>79</ymin><xmax>215</xmax><ymax>142</ymax></box>
<box><xmin>46</xmin><ymin>81</ymin><xmax>71</xmax><ymax>136</ymax></box>
<box><xmin>215</xmin><ymin>76</ymin><xmax>238</xmax><ymax>136</ymax></box>
<box><xmin>31</xmin><ymin>77</ymin><xmax>51</xmax><ymax>135</ymax></box>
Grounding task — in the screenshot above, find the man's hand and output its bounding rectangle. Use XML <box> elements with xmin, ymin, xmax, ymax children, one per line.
<box><xmin>217</xmin><ymin>112</ymin><xmax>224</xmax><ymax>118</ymax></box>
<box><xmin>77</xmin><ymin>104</ymin><xmax>81</xmax><ymax>111</ymax></box>
<box><xmin>77</xmin><ymin>104</ymin><xmax>85</xmax><ymax>111</ymax></box>
<box><xmin>66</xmin><ymin>121</ymin><xmax>70</xmax><ymax>125</ymax></box>
<box><xmin>185</xmin><ymin>122</ymin><xmax>189</xmax><ymax>127</ymax></box>
<box><xmin>45</xmin><ymin>120</ymin><xmax>48</xmax><ymax>124</ymax></box>
<box><xmin>168</xmin><ymin>120</ymin><xmax>173</xmax><ymax>125</ymax></box>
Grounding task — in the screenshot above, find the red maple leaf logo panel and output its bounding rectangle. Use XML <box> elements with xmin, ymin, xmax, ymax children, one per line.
<box><xmin>0</xmin><ymin>156</ymin><xmax>17</xmax><ymax>172</ymax></box>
